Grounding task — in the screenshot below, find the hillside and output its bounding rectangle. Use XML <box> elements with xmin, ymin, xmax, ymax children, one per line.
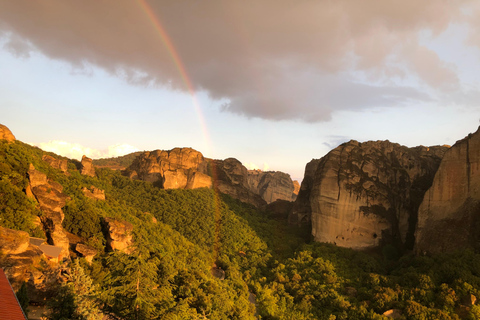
<box><xmin>1</xmin><ymin>124</ymin><xmax>480</xmax><ymax>319</ymax></box>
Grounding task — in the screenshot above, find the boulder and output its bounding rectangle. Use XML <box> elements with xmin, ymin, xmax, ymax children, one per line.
<box><xmin>416</xmin><ymin>128</ymin><xmax>480</xmax><ymax>254</ymax></box>
<box><xmin>383</xmin><ymin>309</ymin><xmax>402</xmax><ymax>318</ymax></box>
<box><xmin>0</xmin><ymin>123</ymin><xmax>15</xmax><ymax>142</ymax></box>
<box><xmin>247</xmin><ymin>170</ymin><xmax>296</xmax><ymax>203</ymax></box>
<box><xmin>103</xmin><ymin>217</ymin><xmax>134</xmax><ymax>253</ymax></box>
<box><xmin>0</xmin><ymin>226</ymin><xmax>30</xmax><ymax>255</ymax></box>
<box><xmin>42</xmin><ymin>155</ymin><xmax>68</xmax><ymax>173</ymax></box>
<box><xmin>80</xmin><ymin>155</ymin><xmax>96</xmax><ymax>177</ymax></box>
<box><xmin>75</xmin><ymin>243</ymin><xmax>98</xmax><ymax>263</ymax></box>
<box><xmin>82</xmin><ymin>186</ymin><xmax>105</xmax><ymax>200</ymax></box>
<box><xmin>305</xmin><ymin>140</ymin><xmax>447</xmax><ymax>250</ymax></box>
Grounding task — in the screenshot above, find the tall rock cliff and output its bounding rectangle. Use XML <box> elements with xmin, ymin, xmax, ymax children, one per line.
<box><xmin>247</xmin><ymin>170</ymin><xmax>297</xmax><ymax>203</ymax></box>
<box><xmin>124</xmin><ymin>149</ymin><xmax>270</xmax><ymax>207</ymax></box>
<box><xmin>289</xmin><ymin>159</ymin><xmax>321</xmax><ymax>226</ymax></box>
<box><xmin>416</xmin><ymin>128</ymin><xmax>480</xmax><ymax>254</ymax></box>
<box><xmin>305</xmin><ymin>140</ymin><xmax>447</xmax><ymax>250</ymax></box>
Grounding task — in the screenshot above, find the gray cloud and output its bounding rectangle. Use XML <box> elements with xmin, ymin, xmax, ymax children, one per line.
<box><xmin>0</xmin><ymin>0</ymin><xmax>474</xmax><ymax>122</ymax></box>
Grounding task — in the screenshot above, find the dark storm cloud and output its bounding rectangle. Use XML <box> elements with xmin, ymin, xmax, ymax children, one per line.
<box><xmin>0</xmin><ymin>0</ymin><xmax>473</xmax><ymax>121</ymax></box>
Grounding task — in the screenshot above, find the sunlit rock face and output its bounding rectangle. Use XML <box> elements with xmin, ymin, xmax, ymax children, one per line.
<box><xmin>247</xmin><ymin>170</ymin><xmax>297</xmax><ymax>203</ymax></box>
<box><xmin>42</xmin><ymin>155</ymin><xmax>68</xmax><ymax>173</ymax></box>
<box><xmin>416</xmin><ymin>128</ymin><xmax>480</xmax><ymax>254</ymax></box>
<box><xmin>81</xmin><ymin>155</ymin><xmax>96</xmax><ymax>177</ymax></box>
<box><xmin>125</xmin><ymin>147</ymin><xmax>212</xmax><ymax>189</ymax></box>
<box><xmin>0</xmin><ymin>123</ymin><xmax>15</xmax><ymax>142</ymax></box>
<box><xmin>308</xmin><ymin>140</ymin><xmax>447</xmax><ymax>250</ymax></box>
<box><xmin>28</xmin><ymin>164</ymin><xmax>70</xmax><ymax>259</ymax></box>
<box><xmin>124</xmin><ymin>149</ymin><xmax>267</xmax><ymax>207</ymax></box>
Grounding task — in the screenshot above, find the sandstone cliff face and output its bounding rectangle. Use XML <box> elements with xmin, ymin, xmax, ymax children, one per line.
<box><xmin>0</xmin><ymin>226</ymin><xmax>30</xmax><ymax>255</ymax></box>
<box><xmin>247</xmin><ymin>170</ymin><xmax>296</xmax><ymax>203</ymax></box>
<box><xmin>28</xmin><ymin>164</ymin><xmax>70</xmax><ymax>259</ymax></box>
<box><xmin>103</xmin><ymin>217</ymin><xmax>134</xmax><ymax>253</ymax></box>
<box><xmin>0</xmin><ymin>123</ymin><xmax>15</xmax><ymax>142</ymax></box>
<box><xmin>306</xmin><ymin>141</ymin><xmax>447</xmax><ymax>250</ymax></box>
<box><xmin>125</xmin><ymin>148</ymin><xmax>212</xmax><ymax>189</ymax></box>
<box><xmin>415</xmin><ymin>128</ymin><xmax>480</xmax><ymax>254</ymax></box>
<box><xmin>42</xmin><ymin>155</ymin><xmax>68</xmax><ymax>173</ymax></box>
<box><xmin>290</xmin><ymin>159</ymin><xmax>321</xmax><ymax>226</ymax></box>
<box><xmin>81</xmin><ymin>155</ymin><xmax>96</xmax><ymax>177</ymax></box>
<box><xmin>211</xmin><ymin>158</ymin><xmax>266</xmax><ymax>207</ymax></box>
<box><xmin>124</xmin><ymin>148</ymin><xmax>267</xmax><ymax>207</ymax></box>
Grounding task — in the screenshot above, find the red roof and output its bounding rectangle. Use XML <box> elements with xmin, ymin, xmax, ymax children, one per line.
<box><xmin>0</xmin><ymin>269</ymin><xmax>28</xmax><ymax>320</ymax></box>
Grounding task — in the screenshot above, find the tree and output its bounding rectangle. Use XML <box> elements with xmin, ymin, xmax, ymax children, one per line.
<box><xmin>15</xmin><ymin>282</ymin><xmax>29</xmax><ymax>316</ymax></box>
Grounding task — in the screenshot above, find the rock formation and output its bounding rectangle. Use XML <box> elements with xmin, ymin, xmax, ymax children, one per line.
<box><xmin>42</xmin><ymin>154</ymin><xmax>68</xmax><ymax>173</ymax></box>
<box><xmin>75</xmin><ymin>243</ymin><xmax>98</xmax><ymax>263</ymax></box>
<box><xmin>247</xmin><ymin>170</ymin><xmax>297</xmax><ymax>203</ymax></box>
<box><xmin>82</xmin><ymin>186</ymin><xmax>105</xmax><ymax>200</ymax></box>
<box><xmin>0</xmin><ymin>226</ymin><xmax>30</xmax><ymax>255</ymax></box>
<box><xmin>0</xmin><ymin>123</ymin><xmax>15</xmax><ymax>142</ymax></box>
<box><xmin>103</xmin><ymin>217</ymin><xmax>134</xmax><ymax>253</ymax></box>
<box><xmin>415</xmin><ymin>128</ymin><xmax>480</xmax><ymax>254</ymax></box>
<box><xmin>304</xmin><ymin>140</ymin><xmax>447</xmax><ymax>250</ymax></box>
<box><xmin>289</xmin><ymin>159</ymin><xmax>321</xmax><ymax>226</ymax></box>
<box><xmin>28</xmin><ymin>164</ymin><xmax>70</xmax><ymax>259</ymax></box>
<box><xmin>210</xmin><ymin>158</ymin><xmax>266</xmax><ymax>207</ymax></box>
<box><xmin>293</xmin><ymin>180</ymin><xmax>300</xmax><ymax>196</ymax></box>
<box><xmin>80</xmin><ymin>155</ymin><xmax>96</xmax><ymax>177</ymax></box>
<box><xmin>124</xmin><ymin>148</ymin><xmax>267</xmax><ymax>207</ymax></box>
<box><xmin>125</xmin><ymin>148</ymin><xmax>212</xmax><ymax>189</ymax></box>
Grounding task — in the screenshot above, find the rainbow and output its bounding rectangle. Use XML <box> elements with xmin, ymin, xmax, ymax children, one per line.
<box><xmin>136</xmin><ymin>0</ymin><xmax>221</xmax><ymax>265</ymax></box>
<box><xmin>136</xmin><ymin>0</ymin><xmax>211</xmax><ymax>156</ymax></box>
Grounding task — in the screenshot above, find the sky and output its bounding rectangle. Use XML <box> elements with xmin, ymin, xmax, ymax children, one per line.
<box><xmin>1</xmin><ymin>1</ymin><xmax>480</xmax><ymax>181</ymax></box>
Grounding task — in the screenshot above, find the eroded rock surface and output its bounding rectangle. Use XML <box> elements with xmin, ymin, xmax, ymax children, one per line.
<box><xmin>247</xmin><ymin>170</ymin><xmax>296</xmax><ymax>203</ymax></box>
<box><xmin>125</xmin><ymin>148</ymin><xmax>267</xmax><ymax>207</ymax></box>
<box><xmin>103</xmin><ymin>217</ymin><xmax>134</xmax><ymax>253</ymax></box>
<box><xmin>416</xmin><ymin>128</ymin><xmax>480</xmax><ymax>254</ymax></box>
<box><xmin>0</xmin><ymin>226</ymin><xmax>30</xmax><ymax>255</ymax></box>
<box><xmin>42</xmin><ymin>155</ymin><xmax>68</xmax><ymax>173</ymax></box>
<box><xmin>307</xmin><ymin>141</ymin><xmax>447</xmax><ymax>250</ymax></box>
<box><xmin>290</xmin><ymin>159</ymin><xmax>321</xmax><ymax>226</ymax></box>
<box><xmin>0</xmin><ymin>123</ymin><xmax>15</xmax><ymax>142</ymax></box>
<box><xmin>75</xmin><ymin>243</ymin><xmax>98</xmax><ymax>263</ymax></box>
<box><xmin>28</xmin><ymin>164</ymin><xmax>70</xmax><ymax>259</ymax></box>
<box><xmin>211</xmin><ymin>158</ymin><xmax>266</xmax><ymax>207</ymax></box>
<box><xmin>125</xmin><ymin>148</ymin><xmax>211</xmax><ymax>189</ymax></box>
<box><xmin>81</xmin><ymin>155</ymin><xmax>96</xmax><ymax>177</ymax></box>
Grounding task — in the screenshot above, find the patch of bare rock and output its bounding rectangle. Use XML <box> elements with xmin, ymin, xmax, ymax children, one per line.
<box><xmin>123</xmin><ymin>147</ymin><xmax>297</xmax><ymax>207</ymax></box>
<box><xmin>0</xmin><ymin>123</ymin><xmax>15</xmax><ymax>142</ymax></box>
<box><xmin>293</xmin><ymin>140</ymin><xmax>448</xmax><ymax>250</ymax></box>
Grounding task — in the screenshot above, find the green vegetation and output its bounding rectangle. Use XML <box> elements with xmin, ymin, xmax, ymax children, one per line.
<box><xmin>2</xmin><ymin>139</ymin><xmax>480</xmax><ymax>319</ymax></box>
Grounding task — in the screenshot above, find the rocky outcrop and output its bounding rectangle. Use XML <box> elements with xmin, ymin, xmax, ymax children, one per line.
<box><xmin>124</xmin><ymin>148</ymin><xmax>267</xmax><ymax>207</ymax></box>
<box><xmin>0</xmin><ymin>226</ymin><xmax>30</xmax><ymax>255</ymax></box>
<box><xmin>28</xmin><ymin>164</ymin><xmax>70</xmax><ymax>259</ymax></box>
<box><xmin>75</xmin><ymin>243</ymin><xmax>98</xmax><ymax>263</ymax></box>
<box><xmin>82</xmin><ymin>186</ymin><xmax>105</xmax><ymax>200</ymax></box>
<box><xmin>289</xmin><ymin>159</ymin><xmax>321</xmax><ymax>226</ymax></box>
<box><xmin>0</xmin><ymin>123</ymin><xmax>15</xmax><ymax>142</ymax></box>
<box><xmin>247</xmin><ymin>170</ymin><xmax>296</xmax><ymax>203</ymax></box>
<box><xmin>103</xmin><ymin>217</ymin><xmax>134</xmax><ymax>253</ymax></box>
<box><xmin>306</xmin><ymin>141</ymin><xmax>447</xmax><ymax>250</ymax></box>
<box><xmin>42</xmin><ymin>155</ymin><xmax>68</xmax><ymax>173</ymax></box>
<box><xmin>415</xmin><ymin>128</ymin><xmax>480</xmax><ymax>254</ymax></box>
<box><xmin>211</xmin><ymin>158</ymin><xmax>266</xmax><ymax>207</ymax></box>
<box><xmin>80</xmin><ymin>155</ymin><xmax>95</xmax><ymax>177</ymax></box>
<box><xmin>125</xmin><ymin>148</ymin><xmax>212</xmax><ymax>189</ymax></box>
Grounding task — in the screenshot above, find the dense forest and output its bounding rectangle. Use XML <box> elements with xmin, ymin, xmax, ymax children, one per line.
<box><xmin>1</xmin><ymin>139</ymin><xmax>480</xmax><ymax>320</ymax></box>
